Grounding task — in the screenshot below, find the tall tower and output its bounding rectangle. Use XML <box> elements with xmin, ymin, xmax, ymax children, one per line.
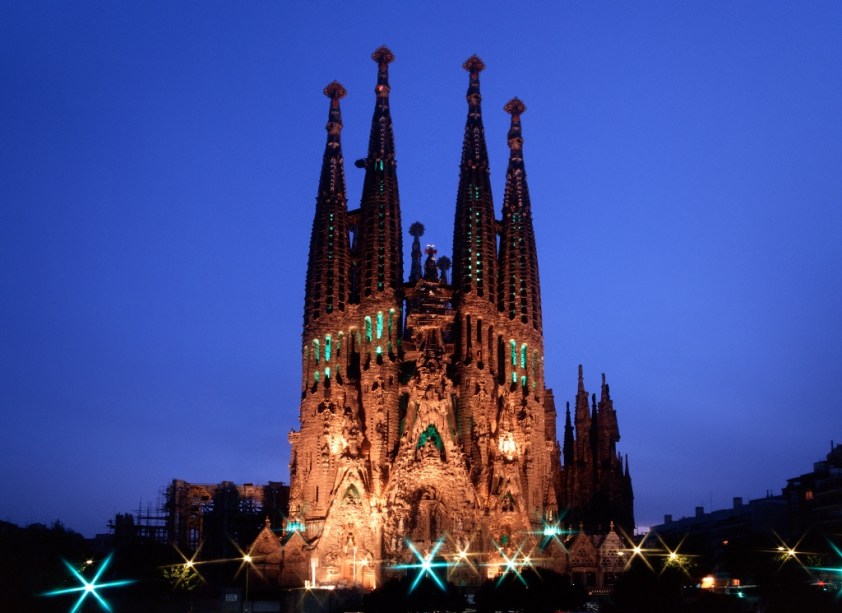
<box><xmin>357</xmin><ymin>46</ymin><xmax>404</xmax><ymax>303</ymax></box>
<box><xmin>354</xmin><ymin>46</ymin><xmax>404</xmax><ymax>497</ymax></box>
<box><xmin>451</xmin><ymin>57</ymin><xmax>502</xmax><ymax>484</ymax></box>
<box><xmin>494</xmin><ymin>98</ymin><xmax>554</xmax><ymax>524</ymax></box>
<box><xmin>290</xmin><ymin>80</ymin><xmax>353</xmax><ymax>531</ymax></box>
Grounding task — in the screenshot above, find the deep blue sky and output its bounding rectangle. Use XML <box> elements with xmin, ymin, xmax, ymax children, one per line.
<box><xmin>2</xmin><ymin>2</ymin><xmax>841</xmax><ymax>537</ymax></box>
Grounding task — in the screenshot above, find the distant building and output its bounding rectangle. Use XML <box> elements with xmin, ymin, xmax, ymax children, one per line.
<box><xmin>654</xmin><ymin>440</ymin><xmax>842</xmax><ymax>544</ymax></box>
<box><xmin>652</xmin><ymin>495</ymin><xmax>788</xmax><ymax>547</ymax></box>
<box><xmin>249</xmin><ymin>47</ymin><xmax>634</xmax><ymax>591</ymax></box>
<box><xmin>784</xmin><ymin>441</ymin><xmax>842</xmax><ymax>536</ymax></box>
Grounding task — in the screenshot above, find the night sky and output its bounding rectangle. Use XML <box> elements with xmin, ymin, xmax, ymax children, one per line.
<box><xmin>2</xmin><ymin>2</ymin><xmax>841</xmax><ymax>538</ymax></box>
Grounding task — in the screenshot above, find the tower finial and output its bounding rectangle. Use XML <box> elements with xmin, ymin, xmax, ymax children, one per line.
<box><xmin>372</xmin><ymin>46</ymin><xmax>394</xmax><ymax>97</ymax></box>
<box><xmin>504</xmin><ymin>97</ymin><xmax>526</xmax><ymax>117</ymax></box>
<box><xmin>372</xmin><ymin>45</ymin><xmax>395</xmax><ymax>65</ymax></box>
<box><xmin>463</xmin><ymin>54</ymin><xmax>485</xmax><ymax>74</ymax></box>
<box><xmin>463</xmin><ymin>55</ymin><xmax>485</xmax><ymax>103</ymax></box>
<box><xmin>323</xmin><ymin>80</ymin><xmax>347</xmax><ymax>102</ymax></box>
<box><xmin>323</xmin><ymin>82</ymin><xmax>346</xmax><ymax>140</ymax></box>
<box><xmin>504</xmin><ymin>97</ymin><xmax>526</xmax><ymax>151</ymax></box>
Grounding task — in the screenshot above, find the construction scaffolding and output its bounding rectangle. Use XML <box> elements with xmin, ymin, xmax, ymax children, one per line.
<box><xmin>108</xmin><ymin>479</ymin><xmax>289</xmax><ymax>554</ymax></box>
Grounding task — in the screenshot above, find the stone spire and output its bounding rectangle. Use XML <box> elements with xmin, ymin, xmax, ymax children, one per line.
<box><xmin>597</xmin><ymin>372</ymin><xmax>621</xmax><ymax>463</ymax></box>
<box><xmin>304</xmin><ymin>82</ymin><xmax>351</xmax><ymax>326</ymax></box>
<box><xmin>563</xmin><ymin>401</ymin><xmax>575</xmax><ymax>466</ymax></box>
<box><xmin>451</xmin><ymin>55</ymin><xmax>498</xmax><ymax>306</ymax></box>
<box><xmin>574</xmin><ymin>365</ymin><xmax>592</xmax><ymax>462</ymax></box>
<box><xmin>408</xmin><ymin>221</ymin><xmax>425</xmax><ymax>283</ymax></box>
<box><xmin>357</xmin><ymin>46</ymin><xmax>403</xmax><ymax>302</ymax></box>
<box><xmin>497</xmin><ymin>97</ymin><xmax>542</xmax><ymax>331</ymax></box>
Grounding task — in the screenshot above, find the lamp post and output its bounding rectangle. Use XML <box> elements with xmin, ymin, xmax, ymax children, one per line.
<box><xmin>185</xmin><ymin>561</ymin><xmax>194</xmax><ymax>613</ymax></box>
<box><xmin>242</xmin><ymin>554</ymin><xmax>252</xmax><ymax>613</ymax></box>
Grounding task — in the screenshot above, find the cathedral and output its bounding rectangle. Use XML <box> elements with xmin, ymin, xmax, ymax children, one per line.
<box><xmin>251</xmin><ymin>47</ymin><xmax>634</xmax><ymax>590</ymax></box>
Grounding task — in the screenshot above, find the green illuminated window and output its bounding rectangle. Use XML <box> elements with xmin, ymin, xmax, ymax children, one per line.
<box><xmin>510</xmin><ymin>339</ymin><xmax>517</xmax><ymax>366</ymax></box>
<box><xmin>325</xmin><ymin>334</ymin><xmax>332</xmax><ymax>362</ymax></box>
<box><xmin>313</xmin><ymin>339</ymin><xmax>320</xmax><ymax>364</ymax></box>
<box><xmin>520</xmin><ymin>343</ymin><xmax>528</xmax><ymax>369</ymax></box>
<box><xmin>376</xmin><ymin>311</ymin><xmax>383</xmax><ymax>339</ymax></box>
<box><xmin>365</xmin><ymin>317</ymin><xmax>372</xmax><ymax>343</ymax></box>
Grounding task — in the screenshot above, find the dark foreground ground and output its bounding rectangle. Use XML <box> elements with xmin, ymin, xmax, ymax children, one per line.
<box><xmin>3</xmin><ymin>521</ymin><xmax>842</xmax><ymax>612</ymax></box>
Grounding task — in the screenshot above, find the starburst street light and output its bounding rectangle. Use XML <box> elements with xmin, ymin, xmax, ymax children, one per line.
<box><xmin>621</xmin><ymin>531</ymin><xmax>658</xmax><ymax>572</ymax></box>
<box><xmin>391</xmin><ymin>537</ymin><xmax>449</xmax><ymax>592</ymax></box>
<box><xmin>770</xmin><ymin>531</ymin><xmax>812</xmax><ymax>574</ymax></box>
<box><xmin>448</xmin><ymin>543</ymin><xmax>480</xmax><ymax>579</ymax></box>
<box><xmin>489</xmin><ymin>540</ymin><xmax>529</xmax><ymax>586</ymax></box>
<box><xmin>657</xmin><ymin>535</ymin><xmax>693</xmax><ymax>576</ymax></box>
<box><xmin>43</xmin><ymin>553</ymin><xmax>135</xmax><ymax>613</ymax></box>
<box><xmin>161</xmin><ymin>544</ymin><xmax>208</xmax><ymax>590</ymax></box>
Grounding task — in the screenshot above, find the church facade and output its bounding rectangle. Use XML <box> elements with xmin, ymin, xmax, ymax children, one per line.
<box><xmin>255</xmin><ymin>47</ymin><xmax>634</xmax><ymax>590</ymax></box>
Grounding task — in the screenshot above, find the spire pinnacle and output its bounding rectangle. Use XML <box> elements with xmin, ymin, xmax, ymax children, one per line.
<box><xmin>357</xmin><ymin>46</ymin><xmax>402</xmax><ymax>300</ymax></box>
<box><xmin>304</xmin><ymin>81</ymin><xmax>351</xmax><ymax>325</ymax></box>
<box><xmin>372</xmin><ymin>46</ymin><xmax>394</xmax><ymax>97</ymax></box>
<box><xmin>601</xmin><ymin>372</ymin><xmax>611</xmax><ymax>401</ymax></box>
<box><xmin>324</xmin><ymin>80</ymin><xmax>347</xmax><ymax>101</ymax></box>
<box><xmin>463</xmin><ymin>55</ymin><xmax>485</xmax><ymax>103</ymax></box>
<box><xmin>504</xmin><ymin>97</ymin><xmax>526</xmax><ymax>151</ymax></box>
<box><xmin>503</xmin><ymin>96</ymin><xmax>526</xmax><ymax>117</ymax></box>
<box><xmin>578</xmin><ymin>364</ymin><xmax>584</xmax><ymax>392</ymax></box>
<box><xmin>451</xmin><ymin>53</ymin><xmax>496</xmax><ymax>306</ymax></box>
<box><xmin>463</xmin><ymin>54</ymin><xmax>485</xmax><ymax>74</ymax></box>
<box><xmin>323</xmin><ymin>81</ymin><xmax>346</xmax><ymax>142</ymax></box>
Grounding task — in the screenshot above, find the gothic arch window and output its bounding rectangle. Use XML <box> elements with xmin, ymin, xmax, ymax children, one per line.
<box><xmin>501</xmin><ymin>491</ymin><xmax>516</xmax><ymax>512</ymax></box>
<box><xmin>343</xmin><ymin>484</ymin><xmax>360</xmax><ymax>504</ymax></box>
<box><xmin>416</xmin><ymin>424</ymin><xmax>444</xmax><ymax>451</ymax></box>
